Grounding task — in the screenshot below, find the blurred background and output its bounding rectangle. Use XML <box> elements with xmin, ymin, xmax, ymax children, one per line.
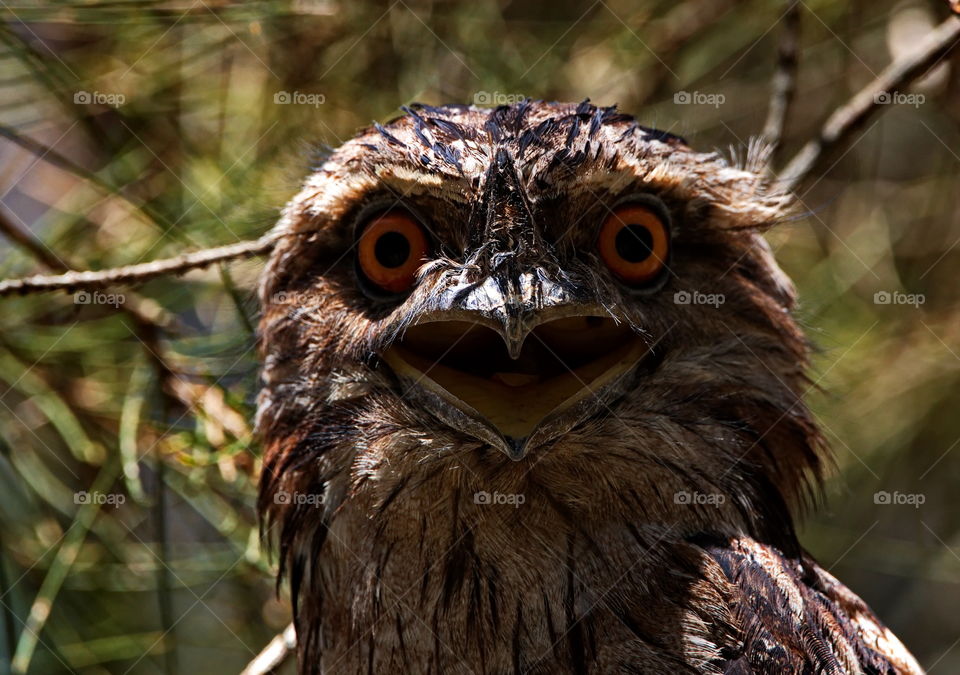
<box><xmin>0</xmin><ymin>0</ymin><xmax>958</xmax><ymax>673</ymax></box>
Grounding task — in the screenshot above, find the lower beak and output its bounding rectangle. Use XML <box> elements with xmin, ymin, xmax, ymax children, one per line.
<box><xmin>382</xmin><ymin>313</ymin><xmax>650</xmax><ymax>460</ymax></box>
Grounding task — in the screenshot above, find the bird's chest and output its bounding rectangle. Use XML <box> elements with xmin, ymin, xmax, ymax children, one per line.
<box><xmin>310</xmin><ymin>505</ymin><xmax>705</xmax><ymax>674</ymax></box>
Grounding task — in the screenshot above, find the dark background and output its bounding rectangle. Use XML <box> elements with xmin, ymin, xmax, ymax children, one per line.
<box><xmin>0</xmin><ymin>1</ymin><xmax>958</xmax><ymax>673</ymax></box>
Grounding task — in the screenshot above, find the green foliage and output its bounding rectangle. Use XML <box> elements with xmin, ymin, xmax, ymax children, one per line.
<box><xmin>0</xmin><ymin>0</ymin><xmax>958</xmax><ymax>672</ymax></box>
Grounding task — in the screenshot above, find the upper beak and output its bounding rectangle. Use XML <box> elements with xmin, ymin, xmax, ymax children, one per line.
<box><xmin>381</xmin><ymin>265</ymin><xmax>653</xmax><ymax>460</ymax></box>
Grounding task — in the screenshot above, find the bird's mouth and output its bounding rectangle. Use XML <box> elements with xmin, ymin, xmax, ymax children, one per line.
<box><xmin>382</xmin><ymin>314</ymin><xmax>651</xmax><ymax>459</ymax></box>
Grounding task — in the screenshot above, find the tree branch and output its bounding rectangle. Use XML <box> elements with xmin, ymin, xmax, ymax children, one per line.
<box><xmin>778</xmin><ymin>14</ymin><xmax>960</xmax><ymax>193</ymax></box>
<box><xmin>762</xmin><ymin>0</ymin><xmax>801</xmax><ymax>164</ymax></box>
<box><xmin>0</xmin><ymin>122</ymin><xmax>174</xmax><ymax>234</ymax></box>
<box><xmin>0</xmin><ymin>208</ymin><xmax>71</xmax><ymax>272</ymax></box>
<box><xmin>0</xmin><ymin>209</ymin><xmax>182</xmax><ymax>327</ymax></box>
<box><xmin>0</xmin><ymin>232</ymin><xmax>280</xmax><ymax>296</ymax></box>
<box><xmin>240</xmin><ymin>624</ymin><xmax>296</xmax><ymax>675</ymax></box>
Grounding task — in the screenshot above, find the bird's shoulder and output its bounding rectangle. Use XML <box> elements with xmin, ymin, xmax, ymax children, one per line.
<box><xmin>683</xmin><ymin>534</ymin><xmax>922</xmax><ymax>674</ymax></box>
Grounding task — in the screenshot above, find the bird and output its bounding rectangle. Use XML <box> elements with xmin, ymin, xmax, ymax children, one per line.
<box><xmin>256</xmin><ymin>100</ymin><xmax>921</xmax><ymax>674</ymax></box>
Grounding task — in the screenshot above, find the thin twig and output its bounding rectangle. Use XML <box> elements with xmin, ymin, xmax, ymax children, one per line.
<box><xmin>240</xmin><ymin>623</ymin><xmax>296</xmax><ymax>675</ymax></box>
<box><xmin>778</xmin><ymin>15</ymin><xmax>960</xmax><ymax>192</ymax></box>
<box><xmin>219</xmin><ymin>264</ymin><xmax>257</xmax><ymax>336</ymax></box>
<box><xmin>0</xmin><ymin>123</ymin><xmax>116</xmax><ymax>203</ymax></box>
<box><xmin>0</xmin><ymin>232</ymin><xmax>280</xmax><ymax>296</ymax></box>
<box><xmin>0</xmin><ymin>208</ymin><xmax>70</xmax><ymax>272</ymax></box>
<box><xmin>0</xmin><ymin>205</ymin><xmax>258</xmax><ymax>470</ymax></box>
<box><xmin>0</xmin><ymin>122</ymin><xmax>174</xmax><ymax>235</ymax></box>
<box><xmin>0</xmin><ymin>210</ymin><xmax>179</xmax><ymax>327</ymax></box>
<box><xmin>762</xmin><ymin>0</ymin><xmax>801</xmax><ymax>164</ymax></box>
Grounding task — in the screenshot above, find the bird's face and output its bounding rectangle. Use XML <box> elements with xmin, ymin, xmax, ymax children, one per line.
<box><xmin>259</xmin><ymin>102</ymin><xmax>822</xmax><ymax>529</ymax></box>
<box><xmin>354</xmin><ymin>149</ymin><xmax>672</xmax><ymax>461</ymax></box>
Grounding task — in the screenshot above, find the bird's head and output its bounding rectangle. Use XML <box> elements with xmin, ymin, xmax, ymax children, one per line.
<box><xmin>258</xmin><ymin>101</ymin><xmax>824</xmax><ymax>554</ymax></box>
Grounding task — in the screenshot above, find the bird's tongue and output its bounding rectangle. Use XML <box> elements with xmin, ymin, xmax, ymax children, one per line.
<box><xmin>490</xmin><ymin>372</ymin><xmax>540</xmax><ymax>387</ymax></box>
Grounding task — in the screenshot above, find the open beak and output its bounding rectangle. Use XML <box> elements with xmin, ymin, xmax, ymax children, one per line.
<box><xmin>380</xmin><ymin>274</ymin><xmax>653</xmax><ymax>460</ymax></box>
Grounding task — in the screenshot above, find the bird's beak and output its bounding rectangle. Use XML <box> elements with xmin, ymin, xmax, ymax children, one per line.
<box><xmin>381</xmin><ymin>268</ymin><xmax>653</xmax><ymax>460</ymax></box>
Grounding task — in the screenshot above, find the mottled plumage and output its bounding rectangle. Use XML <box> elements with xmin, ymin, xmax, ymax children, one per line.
<box><xmin>257</xmin><ymin>101</ymin><xmax>920</xmax><ymax>674</ymax></box>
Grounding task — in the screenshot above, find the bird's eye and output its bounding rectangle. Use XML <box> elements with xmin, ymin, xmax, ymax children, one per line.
<box><xmin>357</xmin><ymin>211</ymin><xmax>429</xmax><ymax>294</ymax></box>
<box><xmin>597</xmin><ymin>204</ymin><xmax>669</xmax><ymax>286</ymax></box>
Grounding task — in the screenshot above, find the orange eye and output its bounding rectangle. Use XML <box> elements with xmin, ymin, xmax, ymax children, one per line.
<box><xmin>597</xmin><ymin>204</ymin><xmax>669</xmax><ymax>285</ymax></box>
<box><xmin>357</xmin><ymin>212</ymin><xmax>429</xmax><ymax>294</ymax></box>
